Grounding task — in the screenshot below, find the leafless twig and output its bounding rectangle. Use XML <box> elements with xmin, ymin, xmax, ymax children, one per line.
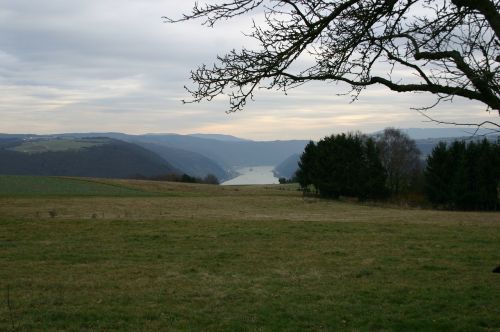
<box><xmin>416</xmin><ymin>109</ymin><xmax>500</xmax><ymax>137</ymax></box>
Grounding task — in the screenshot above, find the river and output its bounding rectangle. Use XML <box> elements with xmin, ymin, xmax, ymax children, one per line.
<box><xmin>221</xmin><ymin>166</ymin><xmax>279</xmax><ymax>185</ymax></box>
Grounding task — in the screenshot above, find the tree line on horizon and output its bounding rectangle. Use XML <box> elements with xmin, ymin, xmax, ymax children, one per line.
<box><xmin>132</xmin><ymin>172</ymin><xmax>220</xmax><ymax>185</ymax></box>
<box><xmin>294</xmin><ymin>128</ymin><xmax>499</xmax><ymax>211</ymax></box>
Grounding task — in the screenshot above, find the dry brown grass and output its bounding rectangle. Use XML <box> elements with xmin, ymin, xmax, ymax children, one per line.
<box><xmin>0</xmin><ymin>178</ymin><xmax>498</xmax><ymax>225</ymax></box>
<box><xmin>1</xmin><ymin>177</ymin><xmax>500</xmax><ymax>331</ymax></box>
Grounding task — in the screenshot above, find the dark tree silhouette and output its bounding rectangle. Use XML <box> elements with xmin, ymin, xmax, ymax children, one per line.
<box><xmin>203</xmin><ymin>174</ymin><xmax>220</xmax><ymax>184</ymax></box>
<box><xmin>296</xmin><ymin>141</ymin><xmax>318</xmax><ymax>191</ymax></box>
<box><xmin>424</xmin><ymin>142</ymin><xmax>452</xmax><ymax>205</ymax></box>
<box><xmin>361</xmin><ymin>137</ymin><xmax>389</xmax><ymax>200</ymax></box>
<box><xmin>296</xmin><ymin>133</ymin><xmax>387</xmax><ymax>200</ymax></box>
<box><xmin>424</xmin><ymin>139</ymin><xmax>499</xmax><ymax>210</ymax></box>
<box><xmin>168</xmin><ymin>0</ymin><xmax>499</xmax><ymax>128</ymax></box>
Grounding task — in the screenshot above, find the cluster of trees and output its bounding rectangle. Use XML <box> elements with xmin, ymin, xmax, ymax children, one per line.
<box><xmin>296</xmin><ymin>133</ymin><xmax>387</xmax><ymax>200</ymax></box>
<box><xmin>278</xmin><ymin>177</ymin><xmax>295</xmax><ymax>184</ymax></box>
<box><xmin>296</xmin><ymin>128</ymin><xmax>423</xmax><ymax>200</ymax></box>
<box><xmin>133</xmin><ymin>173</ymin><xmax>220</xmax><ymax>185</ymax></box>
<box><xmin>296</xmin><ymin>129</ymin><xmax>499</xmax><ymax>210</ymax></box>
<box><xmin>425</xmin><ymin>140</ymin><xmax>500</xmax><ymax>210</ymax></box>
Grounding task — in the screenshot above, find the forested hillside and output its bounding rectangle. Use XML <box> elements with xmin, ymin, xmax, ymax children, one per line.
<box><xmin>105</xmin><ymin>134</ymin><xmax>310</xmax><ymax>168</ymax></box>
<box><xmin>135</xmin><ymin>142</ymin><xmax>232</xmax><ymax>181</ymax></box>
<box><xmin>0</xmin><ymin>138</ymin><xmax>179</xmax><ymax>178</ymax></box>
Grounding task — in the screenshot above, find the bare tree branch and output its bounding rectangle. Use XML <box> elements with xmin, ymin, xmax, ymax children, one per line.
<box><xmin>168</xmin><ymin>0</ymin><xmax>500</xmax><ymax>125</ymax></box>
<box><xmin>416</xmin><ymin>109</ymin><xmax>500</xmax><ymax>137</ymax></box>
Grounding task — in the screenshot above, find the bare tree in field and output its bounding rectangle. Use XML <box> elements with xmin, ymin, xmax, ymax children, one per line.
<box><xmin>376</xmin><ymin>128</ymin><xmax>421</xmax><ymax>195</ymax></box>
<box><xmin>167</xmin><ymin>0</ymin><xmax>499</xmax><ymax>129</ymax></box>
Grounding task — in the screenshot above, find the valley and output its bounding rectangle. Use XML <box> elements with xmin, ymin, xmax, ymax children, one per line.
<box><xmin>1</xmin><ymin>129</ymin><xmax>497</xmax><ymax>186</ymax></box>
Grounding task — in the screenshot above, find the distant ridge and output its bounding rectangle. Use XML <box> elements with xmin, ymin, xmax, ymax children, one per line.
<box><xmin>129</xmin><ymin>134</ymin><xmax>309</xmax><ymax>168</ymax></box>
<box><xmin>188</xmin><ymin>133</ymin><xmax>250</xmax><ymax>142</ymax></box>
<box><xmin>59</xmin><ymin>133</ymin><xmax>308</xmax><ymax>168</ymax></box>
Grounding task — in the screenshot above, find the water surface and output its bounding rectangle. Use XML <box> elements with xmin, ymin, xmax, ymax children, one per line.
<box><xmin>221</xmin><ymin>166</ymin><xmax>279</xmax><ymax>185</ymax></box>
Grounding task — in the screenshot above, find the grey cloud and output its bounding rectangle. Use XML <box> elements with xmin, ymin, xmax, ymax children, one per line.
<box><xmin>0</xmin><ymin>0</ymin><xmax>496</xmax><ymax>139</ymax></box>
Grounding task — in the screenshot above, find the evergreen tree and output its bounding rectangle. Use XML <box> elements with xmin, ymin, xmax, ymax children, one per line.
<box><xmin>475</xmin><ymin>140</ymin><xmax>500</xmax><ymax>210</ymax></box>
<box><xmin>425</xmin><ymin>139</ymin><xmax>499</xmax><ymax>210</ymax></box>
<box><xmin>360</xmin><ymin>138</ymin><xmax>388</xmax><ymax>200</ymax></box>
<box><xmin>296</xmin><ymin>133</ymin><xmax>387</xmax><ymax>200</ymax></box>
<box><xmin>449</xmin><ymin>141</ymin><xmax>469</xmax><ymax>209</ymax></box>
<box><xmin>314</xmin><ymin>133</ymin><xmax>364</xmax><ymax>198</ymax></box>
<box><xmin>296</xmin><ymin>141</ymin><xmax>318</xmax><ymax>192</ymax></box>
<box><xmin>425</xmin><ymin>142</ymin><xmax>452</xmax><ymax>207</ymax></box>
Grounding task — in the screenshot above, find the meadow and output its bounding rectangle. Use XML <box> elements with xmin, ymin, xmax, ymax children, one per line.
<box><xmin>1</xmin><ymin>175</ymin><xmax>499</xmax><ymax>331</ymax></box>
<box><xmin>8</xmin><ymin>139</ymin><xmax>107</xmax><ymax>154</ymax></box>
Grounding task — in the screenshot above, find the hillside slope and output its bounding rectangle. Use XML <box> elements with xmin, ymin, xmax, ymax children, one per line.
<box><xmin>0</xmin><ymin>138</ymin><xmax>179</xmax><ymax>178</ymax></box>
<box><xmin>273</xmin><ymin>154</ymin><xmax>300</xmax><ymax>180</ymax></box>
<box><xmin>135</xmin><ymin>142</ymin><xmax>232</xmax><ymax>181</ymax></box>
<box><xmin>123</xmin><ymin>134</ymin><xmax>310</xmax><ymax>168</ymax></box>
<box><xmin>10</xmin><ymin>133</ymin><xmax>310</xmax><ymax>169</ymax></box>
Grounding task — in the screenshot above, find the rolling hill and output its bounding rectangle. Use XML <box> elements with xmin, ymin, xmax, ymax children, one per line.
<box><xmin>50</xmin><ymin>133</ymin><xmax>236</xmax><ymax>179</ymax></box>
<box><xmin>273</xmin><ymin>154</ymin><xmax>300</xmax><ymax>180</ymax></box>
<box><xmin>135</xmin><ymin>142</ymin><xmax>233</xmax><ymax>181</ymax></box>
<box><xmin>109</xmin><ymin>134</ymin><xmax>310</xmax><ymax>168</ymax></box>
<box><xmin>56</xmin><ymin>132</ymin><xmax>309</xmax><ymax>169</ymax></box>
<box><xmin>0</xmin><ymin>137</ymin><xmax>179</xmax><ymax>179</ymax></box>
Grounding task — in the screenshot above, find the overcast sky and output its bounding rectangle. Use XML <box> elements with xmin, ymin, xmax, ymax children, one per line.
<box><xmin>0</xmin><ymin>0</ymin><xmax>496</xmax><ymax>140</ymax></box>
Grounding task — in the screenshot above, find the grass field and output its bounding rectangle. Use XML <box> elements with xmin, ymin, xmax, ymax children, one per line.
<box><xmin>0</xmin><ymin>176</ymin><xmax>162</xmax><ymax>198</ymax></box>
<box><xmin>1</xmin><ymin>176</ymin><xmax>499</xmax><ymax>331</ymax></box>
<box><xmin>8</xmin><ymin>138</ymin><xmax>107</xmax><ymax>154</ymax></box>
